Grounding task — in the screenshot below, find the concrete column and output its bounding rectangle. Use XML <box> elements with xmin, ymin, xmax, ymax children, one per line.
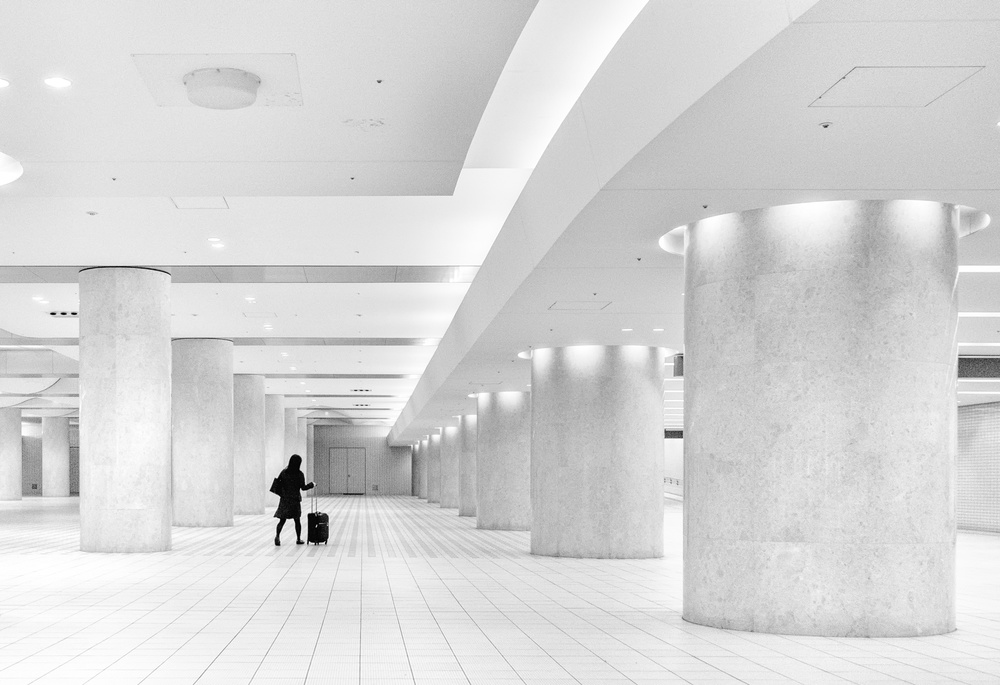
<box><xmin>458</xmin><ymin>414</ymin><xmax>477</xmax><ymax>517</ymax></box>
<box><xmin>476</xmin><ymin>392</ymin><xmax>530</xmax><ymax>530</ymax></box>
<box><xmin>233</xmin><ymin>374</ymin><xmax>266</xmax><ymax>515</ymax></box>
<box><xmin>264</xmin><ymin>395</ymin><xmax>285</xmax><ymax>507</ymax></box>
<box><xmin>531</xmin><ymin>346</ymin><xmax>664</xmax><ymax>559</ymax></box>
<box><xmin>42</xmin><ymin>417</ymin><xmax>70</xmax><ymax>497</ymax></box>
<box><xmin>307</xmin><ymin>424</ymin><xmax>315</xmax><ymax>489</ymax></box>
<box><xmin>427</xmin><ymin>432</ymin><xmax>441</xmax><ymax>504</ymax></box>
<box><xmin>172</xmin><ymin>338</ymin><xmax>234</xmax><ymax>527</ymax></box>
<box><xmin>284</xmin><ymin>407</ymin><xmax>298</xmax><ymax>465</ymax></box>
<box><xmin>440</xmin><ymin>425</ymin><xmax>460</xmax><ymax>509</ymax></box>
<box><xmin>411</xmin><ymin>441</ymin><xmax>423</xmax><ymax>497</ymax></box>
<box><xmin>79</xmin><ymin>267</ymin><xmax>172</xmax><ymax>552</ymax></box>
<box><xmin>682</xmin><ymin>200</ymin><xmax>962</xmax><ymax>637</ymax></box>
<box><xmin>0</xmin><ymin>408</ymin><xmax>22</xmax><ymax>501</ymax></box>
<box><xmin>298</xmin><ymin>417</ymin><xmax>309</xmax><ymax>481</ymax></box>
<box><xmin>418</xmin><ymin>438</ymin><xmax>429</xmax><ymax>499</ymax></box>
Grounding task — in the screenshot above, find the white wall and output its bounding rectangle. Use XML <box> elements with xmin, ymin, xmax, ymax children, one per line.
<box><xmin>313</xmin><ymin>425</ymin><xmax>412</xmax><ymax>496</ymax></box>
<box><xmin>957</xmin><ymin>403</ymin><xmax>1000</xmax><ymax>533</ymax></box>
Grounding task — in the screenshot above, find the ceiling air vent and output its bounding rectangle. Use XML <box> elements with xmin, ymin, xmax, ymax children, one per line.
<box><xmin>49</xmin><ymin>311</ymin><xmax>79</xmax><ymax>317</ymax></box>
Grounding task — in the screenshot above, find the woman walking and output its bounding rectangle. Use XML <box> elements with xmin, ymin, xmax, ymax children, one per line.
<box><xmin>273</xmin><ymin>454</ymin><xmax>315</xmax><ymax>545</ymax></box>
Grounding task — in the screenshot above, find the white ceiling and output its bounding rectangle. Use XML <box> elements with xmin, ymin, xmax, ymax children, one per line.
<box><xmin>5</xmin><ymin>0</ymin><xmax>1000</xmax><ymax>425</ymax></box>
<box><xmin>0</xmin><ymin>0</ymin><xmax>653</xmax><ymax>419</ymax></box>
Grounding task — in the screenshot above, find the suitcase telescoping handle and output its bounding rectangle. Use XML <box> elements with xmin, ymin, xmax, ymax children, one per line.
<box><xmin>312</xmin><ymin>485</ymin><xmax>317</xmax><ymax>514</ymax></box>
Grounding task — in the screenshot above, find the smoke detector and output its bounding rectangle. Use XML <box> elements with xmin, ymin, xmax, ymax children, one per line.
<box><xmin>183</xmin><ymin>68</ymin><xmax>261</xmax><ymax>109</ymax></box>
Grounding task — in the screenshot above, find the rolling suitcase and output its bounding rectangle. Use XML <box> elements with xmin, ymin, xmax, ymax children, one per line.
<box><xmin>307</xmin><ymin>491</ymin><xmax>329</xmax><ymax>545</ymax></box>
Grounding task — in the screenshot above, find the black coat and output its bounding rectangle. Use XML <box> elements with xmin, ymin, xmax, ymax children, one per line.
<box><xmin>273</xmin><ymin>468</ymin><xmax>310</xmax><ymax>519</ymax></box>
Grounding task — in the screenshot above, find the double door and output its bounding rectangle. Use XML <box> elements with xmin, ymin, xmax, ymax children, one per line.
<box><xmin>329</xmin><ymin>447</ymin><xmax>366</xmax><ymax>495</ymax></box>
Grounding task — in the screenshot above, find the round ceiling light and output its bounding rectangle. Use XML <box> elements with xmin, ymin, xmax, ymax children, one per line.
<box><xmin>0</xmin><ymin>151</ymin><xmax>23</xmax><ymax>186</ymax></box>
<box><xmin>183</xmin><ymin>68</ymin><xmax>260</xmax><ymax>110</ymax></box>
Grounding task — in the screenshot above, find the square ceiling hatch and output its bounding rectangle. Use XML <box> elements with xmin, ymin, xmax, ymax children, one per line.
<box><xmin>810</xmin><ymin>66</ymin><xmax>982</xmax><ymax>107</ymax></box>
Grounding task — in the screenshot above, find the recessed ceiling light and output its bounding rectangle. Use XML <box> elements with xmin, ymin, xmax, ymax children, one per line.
<box><xmin>467</xmin><ymin>393</ymin><xmax>477</xmax><ymax>398</ymax></box>
<box><xmin>289</xmin><ymin>367</ymin><xmax>297</xmax><ymax>371</ymax></box>
<box><xmin>653</xmin><ymin>328</ymin><xmax>664</xmax><ymax>332</ymax></box>
<box><xmin>622</xmin><ymin>328</ymin><xmax>633</xmax><ymax>332</ymax></box>
<box><xmin>211</xmin><ymin>243</ymin><xmax>225</xmax><ymax>249</ymax></box>
<box><xmin>517</xmin><ymin>350</ymin><xmax>532</xmax><ymax>360</ymax></box>
<box><xmin>300</xmin><ymin>381</ymin><xmax>306</xmax><ymax>385</ymax></box>
<box><xmin>207</xmin><ymin>237</ymin><xmax>221</xmax><ymax>242</ymax></box>
<box><xmin>44</xmin><ymin>77</ymin><xmax>71</xmax><ymax>88</ymax></box>
<box><xmin>0</xmin><ymin>79</ymin><xmax>9</xmax><ymax>88</ymax></box>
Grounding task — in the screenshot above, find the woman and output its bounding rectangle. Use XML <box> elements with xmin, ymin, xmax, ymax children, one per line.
<box><xmin>273</xmin><ymin>454</ymin><xmax>315</xmax><ymax>546</ymax></box>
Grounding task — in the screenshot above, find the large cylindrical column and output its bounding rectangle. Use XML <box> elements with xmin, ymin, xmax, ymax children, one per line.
<box><xmin>683</xmin><ymin>200</ymin><xmax>961</xmax><ymax>637</ymax></box>
<box><xmin>306</xmin><ymin>423</ymin><xmax>314</xmax><ymax>488</ymax></box>
<box><xmin>418</xmin><ymin>437</ymin><xmax>429</xmax><ymax>499</ymax></box>
<box><xmin>411</xmin><ymin>441</ymin><xmax>424</xmax><ymax>497</ymax></box>
<box><xmin>426</xmin><ymin>433</ymin><xmax>442</xmax><ymax>504</ymax></box>
<box><xmin>440</xmin><ymin>426</ymin><xmax>460</xmax><ymax>509</ymax></box>
<box><xmin>531</xmin><ymin>346</ymin><xmax>664</xmax><ymax>558</ymax></box>
<box><xmin>298</xmin><ymin>417</ymin><xmax>309</xmax><ymax>481</ymax></box>
<box><xmin>42</xmin><ymin>417</ymin><xmax>70</xmax><ymax>497</ymax></box>
<box><xmin>0</xmin><ymin>409</ymin><xmax>22</xmax><ymax>501</ymax></box>
<box><xmin>234</xmin><ymin>375</ymin><xmax>266</xmax><ymax>515</ymax></box>
<box><xmin>284</xmin><ymin>408</ymin><xmax>298</xmax><ymax>464</ymax></box>
<box><xmin>476</xmin><ymin>392</ymin><xmax>530</xmax><ymax>530</ymax></box>
<box><xmin>79</xmin><ymin>267</ymin><xmax>172</xmax><ymax>552</ymax></box>
<box><xmin>172</xmin><ymin>338</ymin><xmax>234</xmax><ymax>527</ymax></box>
<box><xmin>458</xmin><ymin>414</ymin><xmax>477</xmax><ymax>517</ymax></box>
<box><xmin>264</xmin><ymin>395</ymin><xmax>286</xmax><ymax>507</ymax></box>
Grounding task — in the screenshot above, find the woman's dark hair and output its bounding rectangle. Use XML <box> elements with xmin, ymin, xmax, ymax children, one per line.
<box><xmin>287</xmin><ymin>454</ymin><xmax>302</xmax><ymax>471</ymax></box>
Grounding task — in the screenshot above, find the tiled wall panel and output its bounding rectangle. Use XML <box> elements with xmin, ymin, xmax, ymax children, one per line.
<box><xmin>957</xmin><ymin>402</ymin><xmax>1000</xmax><ymax>534</ymax></box>
<box><xmin>313</xmin><ymin>425</ymin><xmax>412</xmax><ymax>496</ymax></box>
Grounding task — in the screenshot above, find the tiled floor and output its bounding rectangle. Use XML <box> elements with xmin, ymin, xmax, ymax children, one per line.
<box><xmin>1</xmin><ymin>496</ymin><xmax>999</xmax><ymax>685</ymax></box>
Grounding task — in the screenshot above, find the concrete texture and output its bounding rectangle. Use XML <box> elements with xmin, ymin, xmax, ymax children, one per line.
<box><xmin>171</xmin><ymin>338</ymin><xmax>234</xmax><ymax>527</ymax></box>
<box><xmin>683</xmin><ymin>200</ymin><xmax>959</xmax><ymax>636</ymax></box>
<box><xmin>79</xmin><ymin>267</ymin><xmax>172</xmax><ymax>552</ymax></box>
